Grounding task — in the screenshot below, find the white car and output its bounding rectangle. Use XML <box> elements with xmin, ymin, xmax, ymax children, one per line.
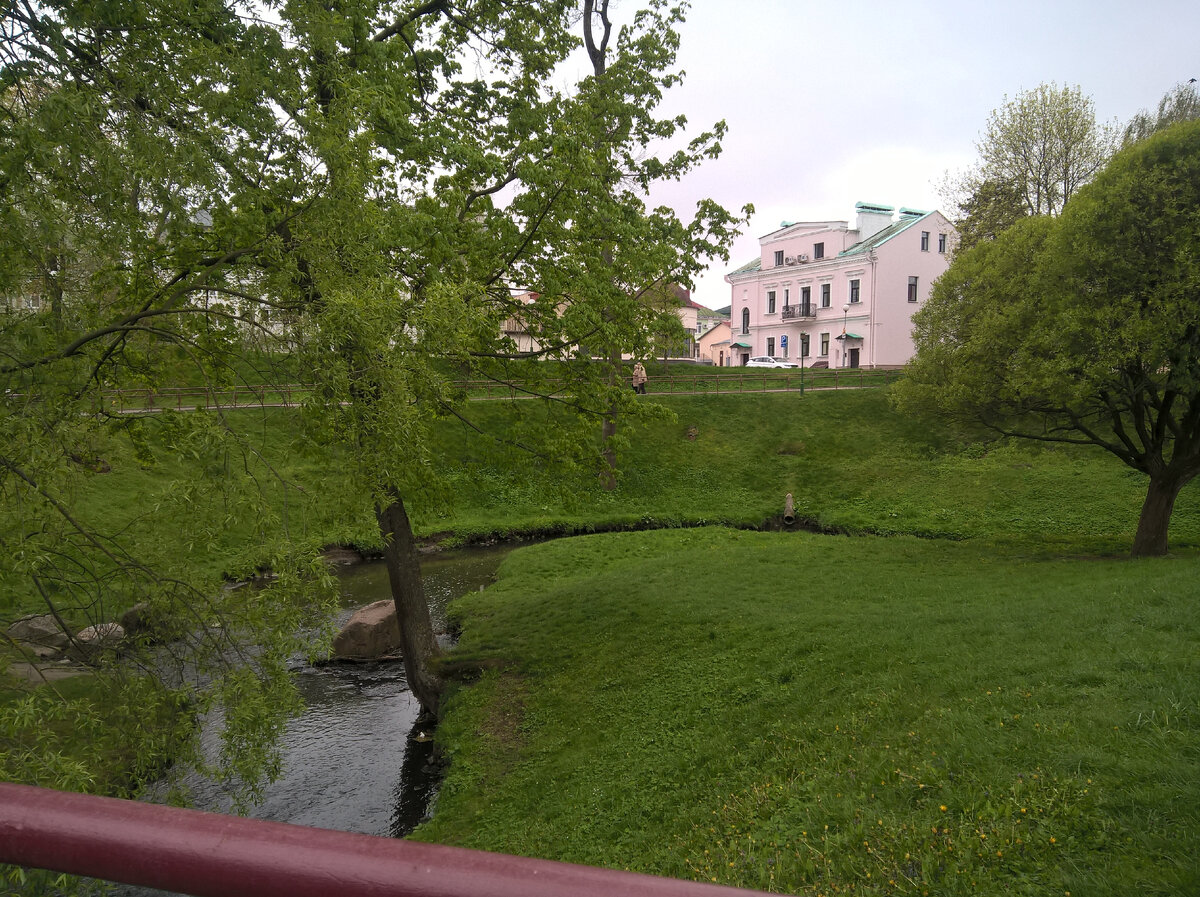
<box><xmin>745</xmin><ymin>356</ymin><xmax>799</xmax><ymax>369</ymax></box>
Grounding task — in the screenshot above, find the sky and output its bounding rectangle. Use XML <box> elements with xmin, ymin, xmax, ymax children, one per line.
<box><xmin>624</xmin><ymin>0</ymin><xmax>1200</xmax><ymax>309</ymax></box>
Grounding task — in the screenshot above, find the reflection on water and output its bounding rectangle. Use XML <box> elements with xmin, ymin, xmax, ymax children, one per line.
<box><xmin>110</xmin><ymin>544</ymin><xmax>512</xmax><ymax>895</ymax></box>
<box><xmin>248</xmin><ymin>543</ymin><xmax>513</xmax><ymax>834</ymax></box>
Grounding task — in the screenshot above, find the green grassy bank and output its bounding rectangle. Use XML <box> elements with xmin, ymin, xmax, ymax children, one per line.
<box><xmin>422</xmin><ymin>528</ymin><xmax>1200</xmax><ymax>896</ymax></box>
<box><xmin>8</xmin><ymin>386</ymin><xmax>1181</xmax><ymax>627</ymax></box>
<box><xmin>20</xmin><ymin>388</ymin><xmax>1200</xmax><ymax>618</ymax></box>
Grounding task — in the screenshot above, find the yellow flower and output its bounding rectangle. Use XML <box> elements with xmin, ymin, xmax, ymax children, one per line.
<box><xmin>940</xmin><ymin>805</ymin><xmax>948</xmax><ymax>812</ymax></box>
<box><xmin>1050</xmin><ymin>837</ymin><xmax>1057</xmax><ymax>844</ymax></box>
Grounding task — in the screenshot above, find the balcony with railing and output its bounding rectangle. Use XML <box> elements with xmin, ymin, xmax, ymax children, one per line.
<box><xmin>780</xmin><ymin>304</ymin><xmax>815</xmax><ymax>321</ymax></box>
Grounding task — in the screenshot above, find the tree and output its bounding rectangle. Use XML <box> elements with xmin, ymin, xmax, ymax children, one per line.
<box><xmin>945</xmin><ymin>176</ymin><xmax>1028</xmax><ymax>253</ymax></box>
<box><xmin>2</xmin><ymin>0</ymin><xmax>744</xmax><ymax>798</ymax></box>
<box><xmin>896</xmin><ymin>121</ymin><xmax>1200</xmax><ymax>558</ymax></box>
<box><xmin>1123</xmin><ymin>80</ymin><xmax>1200</xmax><ymax>146</ymax></box>
<box><xmin>941</xmin><ymin>83</ymin><xmax>1117</xmax><ymax>248</ymax></box>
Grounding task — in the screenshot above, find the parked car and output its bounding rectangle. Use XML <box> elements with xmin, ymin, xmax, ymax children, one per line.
<box><xmin>745</xmin><ymin>356</ymin><xmax>799</xmax><ymax>369</ymax></box>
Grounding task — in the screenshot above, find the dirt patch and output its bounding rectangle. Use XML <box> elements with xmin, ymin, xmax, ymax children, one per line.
<box><xmin>7</xmin><ymin>662</ymin><xmax>91</xmax><ymax>684</ymax></box>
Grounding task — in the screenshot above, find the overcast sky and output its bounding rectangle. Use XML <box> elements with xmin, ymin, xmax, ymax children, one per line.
<box><xmin>627</xmin><ymin>0</ymin><xmax>1200</xmax><ymax>308</ymax></box>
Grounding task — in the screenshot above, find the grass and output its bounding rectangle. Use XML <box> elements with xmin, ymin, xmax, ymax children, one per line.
<box><xmin>5</xmin><ymin>383</ymin><xmax>1200</xmax><ymax>895</ymax></box>
<box><xmin>429</xmin><ymin>389</ymin><xmax>1200</xmax><ymax>555</ymax></box>
<box><xmin>420</xmin><ymin>528</ymin><xmax>1200</xmax><ymax>896</ymax></box>
<box><xmin>7</xmin><ymin>387</ymin><xmax>1198</xmax><ymax>626</ymax></box>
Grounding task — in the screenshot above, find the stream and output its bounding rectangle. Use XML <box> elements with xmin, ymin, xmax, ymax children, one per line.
<box><xmin>288</xmin><ymin>544</ymin><xmax>514</xmax><ymax>835</ymax></box>
<box><xmin>111</xmin><ymin>543</ymin><xmax>513</xmax><ymax>895</ymax></box>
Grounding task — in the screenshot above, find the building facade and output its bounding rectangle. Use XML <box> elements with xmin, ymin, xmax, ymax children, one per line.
<box><xmin>676</xmin><ymin>294</ymin><xmax>729</xmax><ymax>359</ymax></box>
<box><xmin>697</xmin><ymin>320</ymin><xmax>731</xmax><ymax>366</ymax></box>
<box><xmin>724</xmin><ymin>203</ymin><xmax>956</xmax><ymax>368</ymax></box>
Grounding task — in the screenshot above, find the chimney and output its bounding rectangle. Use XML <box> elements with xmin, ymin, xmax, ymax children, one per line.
<box><xmin>854</xmin><ymin>202</ymin><xmax>895</xmax><ymax>241</ymax></box>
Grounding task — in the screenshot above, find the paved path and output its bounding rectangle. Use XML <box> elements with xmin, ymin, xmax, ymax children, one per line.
<box><xmin>98</xmin><ymin>378</ymin><xmax>895</xmax><ymax>413</ymax></box>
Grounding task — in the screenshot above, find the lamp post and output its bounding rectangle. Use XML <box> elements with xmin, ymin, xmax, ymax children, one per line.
<box><xmin>800</xmin><ymin>334</ymin><xmax>806</xmax><ymax>395</ymax></box>
<box><xmin>842</xmin><ymin>303</ymin><xmax>849</xmax><ymax>368</ymax></box>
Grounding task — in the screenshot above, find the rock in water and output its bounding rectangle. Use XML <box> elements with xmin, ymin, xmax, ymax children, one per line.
<box><xmin>332</xmin><ymin>599</ymin><xmax>402</xmax><ymax>661</ymax></box>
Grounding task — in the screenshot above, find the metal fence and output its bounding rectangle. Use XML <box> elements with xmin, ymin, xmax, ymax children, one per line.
<box><xmin>5</xmin><ymin>368</ymin><xmax>901</xmax><ymax>413</ymax></box>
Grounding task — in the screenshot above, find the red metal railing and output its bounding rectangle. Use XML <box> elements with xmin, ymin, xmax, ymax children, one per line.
<box><xmin>0</xmin><ymin>782</ymin><xmax>769</xmax><ymax>897</ymax></box>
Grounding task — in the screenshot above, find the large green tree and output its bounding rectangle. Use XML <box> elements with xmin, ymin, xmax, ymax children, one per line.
<box><xmin>897</xmin><ymin>121</ymin><xmax>1200</xmax><ymax>558</ymax></box>
<box><xmin>1</xmin><ymin>0</ymin><xmax>743</xmax><ymax>795</ymax></box>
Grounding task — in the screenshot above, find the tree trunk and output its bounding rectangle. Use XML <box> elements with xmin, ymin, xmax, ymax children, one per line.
<box><xmin>600</xmin><ymin>410</ymin><xmax>617</xmax><ymax>491</ymax></box>
<box><xmin>599</xmin><ymin>343</ymin><xmax>621</xmax><ymax>491</ymax></box>
<box><xmin>375</xmin><ymin>490</ymin><xmax>443</xmax><ymax>715</ymax></box>
<box><xmin>1131</xmin><ymin>474</ymin><xmax>1186</xmax><ymax>558</ymax></box>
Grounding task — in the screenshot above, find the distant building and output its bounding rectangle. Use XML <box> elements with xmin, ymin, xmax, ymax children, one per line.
<box><xmin>725</xmin><ymin>203</ymin><xmax>956</xmax><ymax>368</ymax></box>
<box><xmin>502</xmin><ymin>285</ymin><xmax>722</xmax><ymax>361</ymax></box>
<box><xmin>697</xmin><ymin>320</ymin><xmax>731</xmax><ymax>366</ymax></box>
<box><xmin>672</xmin><ymin>289</ymin><xmax>728</xmax><ymax>359</ymax></box>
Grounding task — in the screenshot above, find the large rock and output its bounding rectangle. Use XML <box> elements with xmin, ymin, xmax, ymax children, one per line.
<box><xmin>7</xmin><ymin>614</ymin><xmax>70</xmax><ymax>652</ymax></box>
<box><xmin>332</xmin><ymin>600</ymin><xmax>402</xmax><ymax>661</ymax></box>
<box><xmin>66</xmin><ymin>623</ymin><xmax>126</xmax><ymax>663</ymax></box>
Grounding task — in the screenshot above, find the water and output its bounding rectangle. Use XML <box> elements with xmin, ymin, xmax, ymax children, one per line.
<box><xmin>108</xmin><ymin>544</ymin><xmax>513</xmax><ymax>895</ymax></box>
<box><xmin>246</xmin><ymin>543</ymin><xmax>513</xmax><ymax>834</ymax></box>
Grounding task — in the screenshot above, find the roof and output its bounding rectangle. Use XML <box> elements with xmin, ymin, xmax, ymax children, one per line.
<box><xmin>727</xmin><ymin>257</ymin><xmax>762</xmax><ymax>277</ymax></box>
<box><xmin>688</xmin><ymin>300</ymin><xmax>726</xmax><ymax>320</ymax></box>
<box><xmin>839</xmin><ymin>210</ymin><xmax>935</xmax><ymax>258</ymax></box>
<box><xmin>731</xmin><ymin>340</ymin><xmax>752</xmax><ymax>348</ymax></box>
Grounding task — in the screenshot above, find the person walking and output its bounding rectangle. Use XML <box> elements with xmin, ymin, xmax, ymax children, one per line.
<box><xmin>632</xmin><ymin>362</ymin><xmax>648</xmax><ymax>395</ymax></box>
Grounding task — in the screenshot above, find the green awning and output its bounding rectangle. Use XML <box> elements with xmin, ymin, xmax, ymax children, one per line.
<box><xmin>835</xmin><ymin>332</ymin><xmax>864</xmax><ymax>340</ymax></box>
<box><xmin>731</xmin><ymin>340</ymin><xmax>752</xmax><ymax>348</ymax></box>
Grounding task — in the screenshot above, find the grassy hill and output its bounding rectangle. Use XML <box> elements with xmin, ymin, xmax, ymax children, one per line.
<box><xmin>423</xmin><ymin>528</ymin><xmax>1200</xmax><ymax>896</ymax></box>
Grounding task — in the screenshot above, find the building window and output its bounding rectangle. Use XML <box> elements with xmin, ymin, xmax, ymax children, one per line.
<box><xmin>908</xmin><ymin>276</ymin><xmax>919</xmax><ymax>302</ymax></box>
<box><xmin>921</xmin><ymin>231</ymin><xmax>930</xmax><ymax>251</ymax></box>
<box><xmin>800</xmin><ymin>333</ymin><xmax>810</xmax><ymax>358</ymax></box>
<box><xmin>821</xmin><ymin>283</ymin><xmax>831</xmax><ymax>308</ymax></box>
<box><xmin>767</xmin><ymin>290</ymin><xmax>776</xmax><ymax>314</ymax></box>
<box><xmin>814</xmin><ymin>242</ymin><xmax>825</xmax><ymax>260</ymax></box>
<box><xmin>820</xmin><ymin>332</ymin><xmax>829</xmax><ymax>356</ymax></box>
<box><xmin>783</xmin><ymin>288</ymin><xmax>790</xmax><ymax>307</ymax></box>
<box><xmin>849</xmin><ymin>279</ymin><xmax>860</xmax><ymax>303</ymax></box>
<box><xmin>938</xmin><ymin>233</ymin><xmax>947</xmax><ymax>253</ymax></box>
<box><xmin>774</xmin><ymin>249</ymin><xmax>784</xmax><ymax>266</ymax></box>
<box><xmin>741</xmin><ymin>307</ymin><xmax>750</xmax><ymax>334</ymax></box>
<box><xmin>766</xmin><ymin>337</ymin><xmax>775</xmax><ymax>356</ymax></box>
<box><xmin>801</xmin><ymin>286</ymin><xmax>811</xmax><ymax>314</ymax></box>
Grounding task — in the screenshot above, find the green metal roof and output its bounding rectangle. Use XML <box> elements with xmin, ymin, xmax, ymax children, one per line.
<box><xmin>731</xmin><ymin>340</ymin><xmax>752</xmax><ymax>348</ymax></box>
<box><xmin>838</xmin><ymin>210</ymin><xmax>935</xmax><ymax>258</ymax></box>
<box><xmin>835</xmin><ymin>332</ymin><xmax>865</xmax><ymax>340</ymax></box>
<box><xmin>727</xmin><ymin>257</ymin><xmax>762</xmax><ymax>276</ymax></box>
